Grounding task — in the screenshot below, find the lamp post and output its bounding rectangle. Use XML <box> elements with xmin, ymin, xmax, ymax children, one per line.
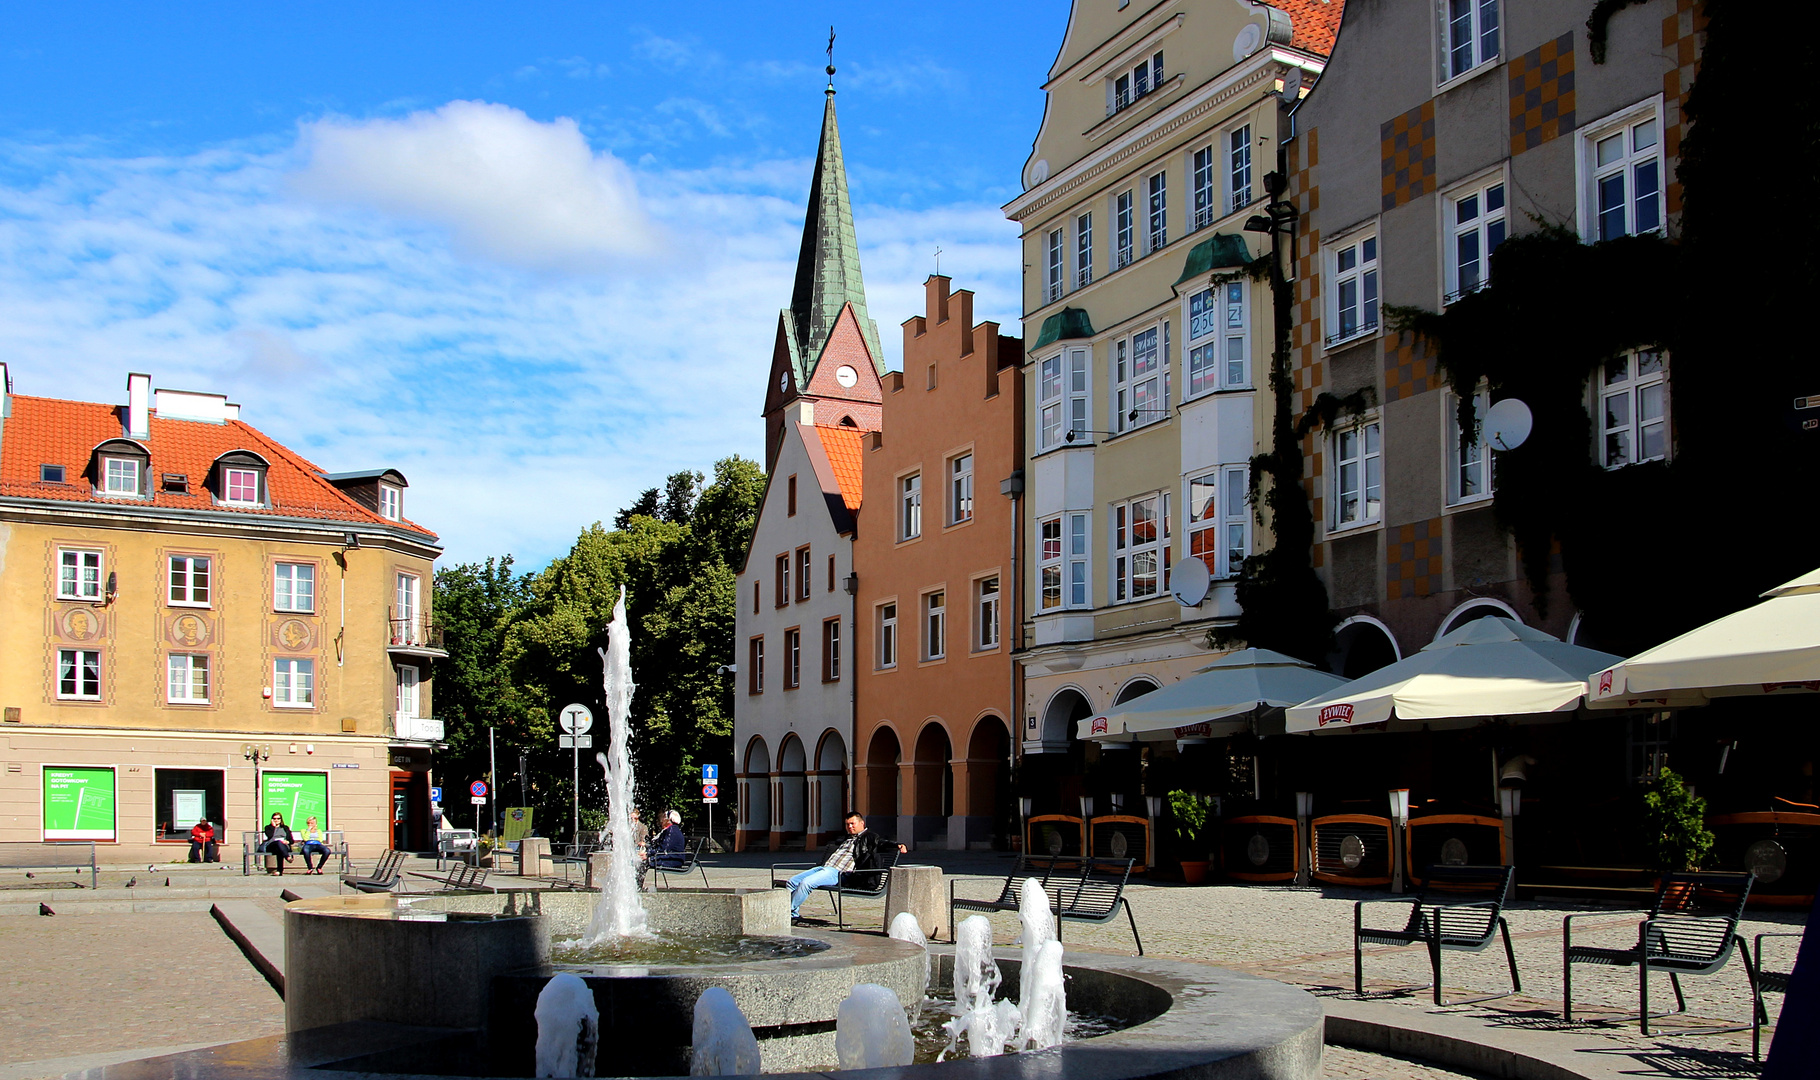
<box><xmin>1019</xmin><ymin>796</ymin><xmax>1033</xmax><ymax>854</ymax></box>
<box><xmin>1498</xmin><ymin>786</ymin><xmax>1522</xmax><ymax>869</ymax></box>
<box><xmin>1293</xmin><ymin>791</ymin><xmax>1314</xmax><ymax>885</ymax></box>
<box><xmin>1388</xmin><ymin>789</ymin><xmax>1411</xmax><ymax>894</ymax></box>
<box><xmin>1145</xmin><ymin>794</ymin><xmax>1163</xmax><ymax>871</ymax></box>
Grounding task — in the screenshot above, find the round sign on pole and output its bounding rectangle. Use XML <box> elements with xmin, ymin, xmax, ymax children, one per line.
<box><xmin>559</xmin><ymin>704</ymin><xmax>595</xmax><ymax>735</ymax></box>
<box><xmin>702</xmin><ymin>783</ymin><xmax>719</xmax><ymax>799</ymax></box>
<box><xmin>470</xmin><ymin>780</ymin><xmax>488</xmax><ymax>798</ymax></box>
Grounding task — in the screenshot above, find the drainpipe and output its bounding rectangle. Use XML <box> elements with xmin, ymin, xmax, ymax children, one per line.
<box><xmin>844</xmin><ymin>565</ymin><xmax>859</xmax><ymax>832</ymax></box>
<box><xmin>1001</xmin><ymin>469</ymin><xmax>1025</xmax><ymax>849</ymax></box>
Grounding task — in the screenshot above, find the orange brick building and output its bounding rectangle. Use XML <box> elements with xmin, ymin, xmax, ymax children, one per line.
<box><xmin>853</xmin><ymin>277</ymin><xmax>1023</xmax><ymax>849</ymax></box>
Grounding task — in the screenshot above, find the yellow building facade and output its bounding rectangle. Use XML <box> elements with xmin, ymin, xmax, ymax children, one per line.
<box><xmin>0</xmin><ymin>367</ymin><xmax>444</xmax><ymax>865</ymax></box>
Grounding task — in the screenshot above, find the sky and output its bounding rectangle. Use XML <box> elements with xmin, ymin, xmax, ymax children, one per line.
<box><xmin>0</xmin><ymin>2</ymin><xmax>1066</xmax><ymax>567</ymax></box>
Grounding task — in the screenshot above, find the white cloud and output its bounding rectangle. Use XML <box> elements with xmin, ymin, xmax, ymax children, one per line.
<box><xmin>291</xmin><ymin>100</ymin><xmax>666</xmax><ymax>272</ymax></box>
<box><xmin>0</xmin><ymin>118</ymin><xmax>1023</xmax><ymax>568</ymax></box>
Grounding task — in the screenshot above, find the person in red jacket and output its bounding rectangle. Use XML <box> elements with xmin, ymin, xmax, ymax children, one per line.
<box><xmin>187</xmin><ymin>820</ymin><xmax>218</xmax><ymax>863</ymax></box>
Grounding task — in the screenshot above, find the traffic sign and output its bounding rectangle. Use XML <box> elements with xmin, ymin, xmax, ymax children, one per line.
<box><xmin>702</xmin><ymin>764</ymin><xmax>719</xmax><ymax>781</ymax></box>
<box><xmin>470</xmin><ymin>780</ymin><xmax>488</xmax><ymax>798</ymax></box>
<box><xmin>559</xmin><ymin>734</ymin><xmax>594</xmax><ymax>749</ymax></box>
<box><xmin>559</xmin><ymin>704</ymin><xmax>594</xmax><ymax>735</ymax></box>
<box><xmin>430</xmin><ymin>786</ymin><xmax>443</xmax><ymax>803</ymax></box>
<box><xmin>702</xmin><ymin>783</ymin><xmax>719</xmax><ymax>799</ymax></box>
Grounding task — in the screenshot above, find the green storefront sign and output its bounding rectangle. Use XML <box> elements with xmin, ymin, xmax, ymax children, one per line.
<box><xmin>262</xmin><ymin>772</ymin><xmax>329</xmax><ymax>828</ymax></box>
<box><xmin>44</xmin><ymin>766</ymin><xmax>116</xmax><ymax>840</ymax></box>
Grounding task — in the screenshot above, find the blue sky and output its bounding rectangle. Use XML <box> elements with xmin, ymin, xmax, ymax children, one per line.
<box><xmin>0</xmin><ymin>3</ymin><xmax>1065</xmax><ymax>566</ymax></box>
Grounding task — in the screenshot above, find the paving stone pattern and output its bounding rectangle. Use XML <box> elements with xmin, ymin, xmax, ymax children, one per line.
<box><xmin>1322</xmin><ymin>1044</ymin><xmax>1497</xmax><ymax>1080</ymax></box>
<box><xmin>0</xmin><ymin>911</ymin><xmax>284</xmax><ymax>1072</ymax></box>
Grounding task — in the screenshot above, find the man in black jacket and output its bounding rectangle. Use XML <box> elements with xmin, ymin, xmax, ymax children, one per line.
<box><xmin>783</xmin><ymin>812</ymin><xmax>905</xmax><ymax>922</ymax></box>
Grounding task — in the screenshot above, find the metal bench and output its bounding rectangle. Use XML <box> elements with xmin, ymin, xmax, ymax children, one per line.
<box><xmin>651</xmin><ymin>837</ymin><xmax>710</xmax><ymax>890</ymax></box>
<box><xmin>410</xmin><ymin>861</ymin><xmax>492</xmax><ymax>892</ymax></box>
<box><xmin>1753</xmin><ymin>932</ymin><xmax>1800</xmax><ymax>1060</ymax></box>
<box><xmin>770</xmin><ymin>847</ymin><xmax>897</xmax><ymax>930</ymax></box>
<box><xmin>1563</xmin><ymin>871</ymin><xmax>1758</xmax><ymax>1035</ymax></box>
<box><xmin>0</xmin><ymin>841</ymin><xmax>96</xmax><ymax>889</ymax></box>
<box><xmin>242</xmin><ymin>830</ymin><xmax>346</xmax><ymax>875</ymax></box>
<box><xmin>342</xmin><ymin>849</ymin><xmax>406</xmax><ymax>893</ymax></box>
<box><xmin>1354</xmin><ymin>864</ymin><xmax>1519</xmax><ymax>1006</ymax></box>
<box><xmin>949</xmin><ymin>855</ymin><xmax>1143</xmax><ymax>955</ymax></box>
<box><xmin>436</xmin><ymin>829</ymin><xmax>479</xmax><ymax>870</ymax></box>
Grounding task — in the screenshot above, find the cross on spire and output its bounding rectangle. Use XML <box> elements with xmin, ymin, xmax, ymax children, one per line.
<box><xmin>825</xmin><ymin>26</ymin><xmax>836</xmax><ymax>95</ymax></box>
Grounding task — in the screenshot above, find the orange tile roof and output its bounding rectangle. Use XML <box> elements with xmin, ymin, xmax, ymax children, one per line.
<box><xmin>813</xmin><ymin>425</ymin><xmax>865</xmax><ymax>513</ymax></box>
<box><xmin>0</xmin><ymin>394</ymin><xmax>435</xmax><ymax>538</ymax></box>
<box><xmin>1275</xmin><ymin>0</ymin><xmax>1345</xmax><ymax>56</ymax></box>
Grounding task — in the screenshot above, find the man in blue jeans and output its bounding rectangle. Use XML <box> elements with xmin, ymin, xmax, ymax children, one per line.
<box><xmin>786</xmin><ymin>812</ymin><xmax>906</xmax><ymax>922</ymax></box>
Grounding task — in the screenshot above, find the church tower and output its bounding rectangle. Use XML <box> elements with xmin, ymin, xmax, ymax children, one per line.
<box><xmin>761</xmin><ymin>61</ymin><xmax>885</xmax><ymax>471</ymax></box>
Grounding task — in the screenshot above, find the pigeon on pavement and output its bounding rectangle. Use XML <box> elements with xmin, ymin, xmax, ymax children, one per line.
<box><xmin>24</xmin><ymin>872</ymin><xmax>34</xmax><ymax>879</ymax></box>
<box><xmin>124</xmin><ymin>877</ymin><xmax>137</xmax><ymax>888</ymax></box>
<box><xmin>38</xmin><ymin>903</ymin><xmax>53</xmax><ymax>916</ymax></box>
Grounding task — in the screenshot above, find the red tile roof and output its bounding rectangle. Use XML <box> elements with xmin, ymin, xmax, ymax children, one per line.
<box><xmin>0</xmin><ymin>394</ymin><xmax>435</xmax><ymax>538</ymax></box>
<box><xmin>813</xmin><ymin>425</ymin><xmax>865</xmax><ymax>513</ymax></box>
<box><xmin>1275</xmin><ymin>0</ymin><xmax>1345</xmax><ymax>56</ymax></box>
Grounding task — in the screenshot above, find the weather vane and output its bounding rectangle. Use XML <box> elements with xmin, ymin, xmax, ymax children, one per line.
<box><xmin>934</xmin><ymin>245</ymin><xmax>943</xmax><ymax>276</ymax></box>
<box><xmin>825</xmin><ymin>26</ymin><xmax>836</xmax><ymax>94</ymax></box>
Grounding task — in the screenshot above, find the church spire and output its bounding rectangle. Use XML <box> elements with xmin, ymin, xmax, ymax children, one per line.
<box><xmin>787</xmin><ymin>37</ymin><xmax>884</xmax><ymax>376</ymax></box>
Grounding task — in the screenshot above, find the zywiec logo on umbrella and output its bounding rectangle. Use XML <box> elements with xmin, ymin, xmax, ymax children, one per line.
<box><xmin>1090</xmin><ymin>716</ymin><xmax>1108</xmax><ymax>735</ymax></box>
<box><xmin>1598</xmin><ymin>671</ymin><xmax>1613</xmax><ymax>695</ymax></box>
<box><xmin>1317</xmin><ymin>704</ymin><xmax>1355</xmax><ymax>727</ymax></box>
<box><xmin>1173</xmin><ymin>721</ymin><xmax>1215</xmax><ymax>739</ymax></box>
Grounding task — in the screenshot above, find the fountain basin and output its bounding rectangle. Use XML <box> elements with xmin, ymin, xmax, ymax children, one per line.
<box><xmin>414</xmin><ymin>886</ymin><xmax>788</xmax><ymax>938</ymax></box>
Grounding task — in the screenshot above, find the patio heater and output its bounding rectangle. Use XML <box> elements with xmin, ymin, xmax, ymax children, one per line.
<box><xmin>1388</xmin><ymin>789</ymin><xmax>1411</xmax><ymax>894</ymax></box>
<box><xmin>1293</xmin><ymin>791</ymin><xmax>1314</xmax><ymax>885</ymax></box>
<box><xmin>1145</xmin><ymin>794</ymin><xmax>1163</xmax><ymax>872</ymax></box>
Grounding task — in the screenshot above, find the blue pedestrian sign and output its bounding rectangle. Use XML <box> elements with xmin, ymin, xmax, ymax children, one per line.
<box><xmin>702</xmin><ymin>764</ymin><xmax>719</xmax><ymax>781</ymax></box>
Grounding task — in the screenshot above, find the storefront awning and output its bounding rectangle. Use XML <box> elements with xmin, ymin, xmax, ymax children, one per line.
<box><xmin>1079</xmin><ymin>648</ymin><xmax>1347</xmax><ymax>742</ymax></box>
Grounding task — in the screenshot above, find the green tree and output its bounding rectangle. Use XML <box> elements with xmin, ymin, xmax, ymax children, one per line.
<box><xmin>432</xmin><ymin>557</ymin><xmax>535</xmax><ymax>830</ymax></box>
<box><xmin>1640</xmin><ymin>768</ymin><xmax>1715</xmax><ymax>873</ymax></box>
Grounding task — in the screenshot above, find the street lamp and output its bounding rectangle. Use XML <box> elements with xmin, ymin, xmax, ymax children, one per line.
<box><xmin>1388</xmin><ymin>789</ymin><xmax>1411</xmax><ymax>893</ymax></box>
<box><xmin>1293</xmin><ymin>791</ymin><xmax>1314</xmax><ymax>885</ymax></box>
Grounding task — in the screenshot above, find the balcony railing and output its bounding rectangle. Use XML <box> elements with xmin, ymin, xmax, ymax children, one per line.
<box><xmin>388</xmin><ymin>610</ymin><xmax>445</xmax><ymax>652</ymax></box>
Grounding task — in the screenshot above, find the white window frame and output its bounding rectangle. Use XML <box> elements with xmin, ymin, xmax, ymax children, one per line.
<box><xmin>1187</xmin><ymin>467</ymin><xmax>1251</xmax><ymax>580</ymax></box>
<box><xmin>877</xmin><ymin>603</ymin><xmax>898</xmax><ymax>669</ymax></box>
<box><xmin>1112</xmin><ymin>491</ymin><xmax>1170</xmax><ymax>603</ymax></box>
<box><xmin>273</xmin><ymin>657</ymin><xmax>315</xmax><ymax>708</ymax></box>
<box><xmin>975</xmin><ymin>576</ymin><xmax>1000</xmax><ymax>651</ymax></box>
<box><xmin>1191</xmin><ymin>145</ymin><xmax>1217</xmax><ymax>231</ymax></box>
<box><xmin>1038</xmin><ymin>347</ymin><xmax>1091</xmax><ymax>451</ymax></box>
<box><xmin>1599</xmin><ymin>349</ymin><xmax>1670</xmax><ymax>470</ymax></box>
<box><xmin>167</xmin><ymin>652</ymin><xmax>210</xmax><ymax>704</ymax></box>
<box><xmin>1045</xmin><ymin>227</ymin><xmax>1065</xmax><ymax>303</ymax></box>
<box><xmin>1226</xmin><ymin>124</ymin><xmax>1253</xmax><ymax>213</ymax></box>
<box><xmin>1446</xmin><ymin>388</ymin><xmax>1495</xmax><ymax>505</ymax></box>
<box><xmin>823</xmin><ymin>617</ymin><xmax>841</xmax><ymax>681</ymax></box>
<box><xmin>1114</xmin><ymin>190</ymin><xmax>1134</xmax><ymax>269</ymax></box>
<box><xmin>1106</xmin><ymin>50</ymin><xmax>1164</xmax><ymax>115</ymax></box>
<box><xmin>1332</xmin><ymin>418</ymin><xmax>1384</xmax><ymax>529</ymax></box>
<box><xmin>1326</xmin><ymin>232</ymin><xmax>1380</xmax><ymax>346</ymax></box>
<box><xmin>1111</xmin><ymin>323</ymin><xmax>1169</xmax><ymax>434</ymax></box>
<box><xmin>784</xmin><ymin>627</ymin><xmax>801</xmax><ymax>689</ymax></box>
<box><xmin>1038</xmin><ymin>512</ymin><xmax>1093</xmax><ymax>611</ymax></box>
<box><xmin>377</xmin><ymin>483</ymin><xmax>402</xmax><ymax>521</ymax></box>
<box><xmin>274</xmin><ymin>562</ymin><xmax>316</xmax><ymax>614</ymax></box>
<box><xmin>168</xmin><ymin>555</ymin><xmax>211</xmax><ymax>607</ymax></box>
<box><xmin>924</xmin><ymin>590</ymin><xmax>946</xmax><ymax>661</ymax></box>
<box><xmin>395</xmin><ymin>664</ymin><xmax>419</xmax><ymax>718</ymax></box>
<box><xmin>58</xmin><ymin>648</ymin><xmax>102</xmax><ymax>700</ymax></box>
<box><xmin>58</xmin><ymin>548</ymin><xmax>104</xmax><ymax>601</ymax></box>
<box><xmin>1186</xmin><ymin>281</ymin><xmax>1249</xmax><ymax>396</ymax></box>
<box><xmin>899</xmin><ymin>472</ymin><xmax>922</xmax><ymax>540</ymax></box>
<box><xmin>1146</xmin><ymin>171</ymin><xmax>1167</xmax><ymax>253</ymax></box>
<box><xmin>1074</xmin><ymin>212</ymin><xmax>1093</xmax><ymax>289</ymax></box>
<box><xmin>1440</xmin><ymin>0</ymin><xmax>1500</xmax><ymax>84</ymax></box>
<box><xmin>101</xmin><ymin>456</ymin><xmax>141</xmax><ymax>496</ymax></box>
<box><xmin>223</xmin><ymin>467</ymin><xmax>261</xmax><ymax>506</ymax></box>
<box><xmin>948</xmin><ymin>452</ymin><xmax>973</xmax><ymax>525</ymax></box>
<box><xmin>395</xmin><ymin>572</ymin><xmax>420</xmax><ymax>642</ymax></box>
<box><xmin>1577</xmin><ymin>98</ymin><xmax>1665</xmax><ymax>243</ymax></box>
<box><xmin>1444</xmin><ymin>174</ymin><xmax>1507</xmax><ymax>304</ymax></box>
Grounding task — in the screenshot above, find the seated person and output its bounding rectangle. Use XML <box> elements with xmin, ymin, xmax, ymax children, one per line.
<box><xmin>298</xmin><ymin>815</ymin><xmax>332</xmax><ymax>875</ymax></box>
<box><xmin>262</xmin><ymin>812</ymin><xmax>295</xmax><ymax>876</ymax></box>
<box><xmin>784</xmin><ymin>812</ymin><xmax>906</xmax><ymax>923</ymax></box>
<box><xmin>187</xmin><ymin>819</ymin><xmax>219</xmax><ymax>863</ymax></box>
<box><xmin>646</xmin><ymin>810</ymin><xmax>687</xmax><ymax>869</ymax></box>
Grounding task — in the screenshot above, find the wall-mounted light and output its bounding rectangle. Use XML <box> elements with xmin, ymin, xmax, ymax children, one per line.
<box><xmin>1294</xmin><ymin>791</ymin><xmax>1314</xmax><ymax>818</ymax></box>
<box><xmin>1388</xmin><ymin>788</ymin><xmax>1411</xmax><ymax>825</ymax></box>
<box><xmin>843</xmin><ymin>572</ymin><xmax>858</xmax><ymax>595</ymax></box>
<box><xmin>343</xmin><ymin>532</ymin><xmax>361</xmax><ymax>549</ymax></box>
<box><xmin>1498</xmin><ymin>787</ymin><xmax>1522</xmax><ymax>817</ymax></box>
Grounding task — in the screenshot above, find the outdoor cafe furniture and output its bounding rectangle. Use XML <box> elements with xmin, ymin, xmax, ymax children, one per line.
<box><xmin>1752</xmin><ymin>932</ymin><xmax>1800</xmax><ymax>1060</ymax></box>
<box><xmin>1562</xmin><ymin>871</ymin><xmax>1758</xmax><ymax>1035</ymax></box>
<box><xmin>1222</xmin><ymin>814</ymin><xmax>1300</xmax><ymax>883</ymax></box>
<box><xmin>1707</xmin><ymin>800</ymin><xmax>1820</xmax><ymax>909</ymax></box>
<box><xmin>1353</xmin><ymin>864</ymin><xmax>1520</xmax><ymax>1005</ymax></box>
<box><xmin>1077</xmin><ymin>648</ymin><xmax>1347</xmax><ymax>746</ymax></box>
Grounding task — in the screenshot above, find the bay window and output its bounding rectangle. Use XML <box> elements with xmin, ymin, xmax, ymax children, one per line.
<box><xmin>1187</xmin><ymin>282</ymin><xmax>1247</xmax><ymax>395</ymax></box>
<box><xmin>1113</xmin><ymin>493</ymin><xmax>1170</xmax><ymax>602</ymax></box>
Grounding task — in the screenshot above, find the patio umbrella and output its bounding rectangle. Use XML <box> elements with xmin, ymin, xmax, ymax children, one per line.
<box><xmin>1284</xmin><ymin>617</ymin><xmax>1623</xmax><ymax>733</ymax></box>
<box><xmin>1077</xmin><ymin>648</ymin><xmax>1349</xmax><ymax>743</ymax></box>
<box><xmin>1586</xmin><ymin>567</ymin><xmax>1820</xmax><ymax>710</ymax></box>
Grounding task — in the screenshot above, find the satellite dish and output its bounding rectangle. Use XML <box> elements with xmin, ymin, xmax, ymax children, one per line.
<box><xmin>1279</xmin><ymin>68</ymin><xmax>1304</xmax><ymax>105</ymax></box>
<box><xmin>1233</xmin><ymin>23</ymin><xmax>1263</xmax><ymax>62</ymax></box>
<box><xmin>1172</xmin><ymin>557</ymin><xmax>1211</xmax><ymax>607</ymax></box>
<box><xmin>1484</xmin><ymin>398</ymin><xmax>1534</xmax><ymax>451</ymax></box>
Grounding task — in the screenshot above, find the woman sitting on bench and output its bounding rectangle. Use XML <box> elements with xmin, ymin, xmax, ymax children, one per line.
<box><xmin>262</xmin><ymin>812</ymin><xmax>295</xmax><ymax>876</ymax></box>
<box><xmin>298</xmin><ymin>815</ymin><xmax>331</xmax><ymax>875</ymax></box>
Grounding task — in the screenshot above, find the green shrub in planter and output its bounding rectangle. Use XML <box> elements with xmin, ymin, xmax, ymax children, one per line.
<box><xmin>1168</xmin><ymin>789</ymin><xmax>1212</xmax><ymax>847</ymax></box>
<box><xmin>1640</xmin><ymin>767</ymin><xmax>1714</xmax><ymax>873</ymax></box>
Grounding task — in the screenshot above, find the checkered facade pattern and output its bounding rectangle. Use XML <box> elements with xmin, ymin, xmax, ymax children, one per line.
<box><xmin>1386</xmin><ymin>518</ymin><xmax>1444</xmax><ymax>600</ymax></box>
<box><xmin>1383</xmin><ymin>331</ymin><xmax>1440</xmax><ymax>404</ymax></box>
<box><xmin>1287</xmin><ymin>131</ymin><xmax>1326</xmax><ymax>524</ymax></box>
<box><xmin>1661</xmin><ymin>0</ymin><xmax>1704</xmax><ymax>215</ymax></box>
<box><xmin>1379</xmin><ymin>101</ymin><xmax>1436</xmax><ymax>212</ymax></box>
<box><xmin>1507</xmin><ymin>32</ymin><xmax>1576</xmax><ymax>156</ymax></box>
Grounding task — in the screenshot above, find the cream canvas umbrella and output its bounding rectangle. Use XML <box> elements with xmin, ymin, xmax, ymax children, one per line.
<box><xmin>1586</xmin><ymin>567</ymin><xmax>1820</xmax><ymax>710</ymax></box>
<box><xmin>1078</xmin><ymin>648</ymin><xmax>1348</xmax><ymax>743</ymax></box>
<box><xmin>1285</xmin><ymin>617</ymin><xmax>1624</xmax><ymax>733</ymax></box>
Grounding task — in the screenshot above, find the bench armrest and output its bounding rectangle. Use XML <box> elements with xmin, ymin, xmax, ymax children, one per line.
<box><xmin>1561</xmin><ymin>910</ymin><xmax>1636</xmax><ymax>947</ymax></box>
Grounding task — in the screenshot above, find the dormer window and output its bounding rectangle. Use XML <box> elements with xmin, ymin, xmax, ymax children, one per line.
<box><xmin>1107</xmin><ymin>51</ymin><xmax>1165</xmax><ymax>116</ymax></box>
<box><xmin>210</xmin><ymin>451</ymin><xmax>269</xmax><ymax>508</ymax></box>
<box><xmin>89</xmin><ymin>440</ymin><xmax>150</xmax><ymax>498</ymax></box>
<box><xmin>224</xmin><ymin>468</ymin><xmax>260</xmax><ymax>504</ymax></box>
<box><xmin>378</xmin><ymin>483</ymin><xmax>402</xmax><ymax>521</ymax></box>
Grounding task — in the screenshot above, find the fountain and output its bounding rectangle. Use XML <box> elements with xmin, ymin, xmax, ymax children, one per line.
<box><xmin>584</xmin><ymin>588</ymin><xmax>647</xmax><ymax>944</ymax></box>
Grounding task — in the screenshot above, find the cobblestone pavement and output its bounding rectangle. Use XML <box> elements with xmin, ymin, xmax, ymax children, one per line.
<box><xmin>704</xmin><ymin>853</ymin><xmax>1802</xmax><ymax>1071</ymax></box>
<box><xmin>1321</xmin><ymin>1045</ymin><xmax>1496</xmax><ymax>1079</ymax></box>
<box><xmin>0</xmin><ymin>912</ymin><xmax>283</xmax><ymax>1074</ymax></box>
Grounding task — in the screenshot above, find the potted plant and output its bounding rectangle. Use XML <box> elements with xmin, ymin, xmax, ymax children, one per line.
<box><xmin>1640</xmin><ymin>767</ymin><xmax>1714</xmax><ymax>883</ymax></box>
<box><xmin>1169</xmin><ymin>790</ymin><xmax>1213</xmax><ymax>884</ymax></box>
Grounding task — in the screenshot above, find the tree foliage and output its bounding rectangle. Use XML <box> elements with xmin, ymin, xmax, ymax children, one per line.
<box><xmin>433</xmin><ymin>456</ymin><xmax>764</xmax><ymax>840</ymax></box>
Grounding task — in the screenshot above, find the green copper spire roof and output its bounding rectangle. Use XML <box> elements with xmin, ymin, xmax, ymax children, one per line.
<box><xmin>787</xmin><ymin>88</ymin><xmax>885</xmax><ymax>378</ymax></box>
